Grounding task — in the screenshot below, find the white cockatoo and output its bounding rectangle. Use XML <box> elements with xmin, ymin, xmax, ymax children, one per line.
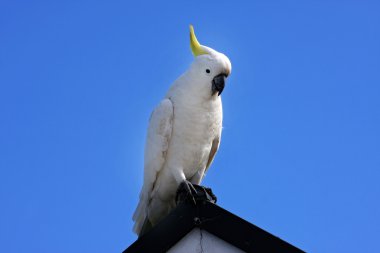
<box><xmin>133</xmin><ymin>25</ymin><xmax>231</xmax><ymax>236</ymax></box>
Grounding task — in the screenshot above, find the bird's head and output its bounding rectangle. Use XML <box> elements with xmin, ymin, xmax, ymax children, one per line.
<box><xmin>188</xmin><ymin>25</ymin><xmax>231</xmax><ymax>97</ymax></box>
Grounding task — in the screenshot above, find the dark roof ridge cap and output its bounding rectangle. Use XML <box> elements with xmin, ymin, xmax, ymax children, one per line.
<box><xmin>124</xmin><ymin>200</ymin><xmax>304</xmax><ymax>253</ymax></box>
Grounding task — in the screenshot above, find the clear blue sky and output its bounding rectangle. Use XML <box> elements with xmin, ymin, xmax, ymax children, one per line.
<box><xmin>1</xmin><ymin>1</ymin><xmax>379</xmax><ymax>252</ymax></box>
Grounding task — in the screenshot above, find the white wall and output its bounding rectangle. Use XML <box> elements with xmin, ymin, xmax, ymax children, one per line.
<box><xmin>167</xmin><ymin>228</ymin><xmax>245</xmax><ymax>253</ymax></box>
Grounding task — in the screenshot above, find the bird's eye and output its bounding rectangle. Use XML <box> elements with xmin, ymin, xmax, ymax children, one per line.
<box><xmin>206</xmin><ymin>69</ymin><xmax>211</xmax><ymax>74</ymax></box>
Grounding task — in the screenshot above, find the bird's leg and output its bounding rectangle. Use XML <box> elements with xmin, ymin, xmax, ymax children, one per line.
<box><xmin>171</xmin><ymin>168</ymin><xmax>197</xmax><ymax>205</ymax></box>
<box><xmin>176</xmin><ymin>180</ymin><xmax>197</xmax><ymax>205</ymax></box>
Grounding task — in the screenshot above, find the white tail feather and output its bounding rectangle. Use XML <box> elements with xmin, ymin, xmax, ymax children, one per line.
<box><xmin>132</xmin><ymin>191</ymin><xmax>148</xmax><ymax>235</ymax></box>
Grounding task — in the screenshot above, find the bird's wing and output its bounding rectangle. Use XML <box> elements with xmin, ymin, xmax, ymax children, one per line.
<box><xmin>143</xmin><ymin>98</ymin><xmax>173</xmax><ymax>195</ymax></box>
<box><xmin>133</xmin><ymin>98</ymin><xmax>173</xmax><ymax>234</ymax></box>
<box><xmin>205</xmin><ymin>135</ymin><xmax>220</xmax><ymax>174</ymax></box>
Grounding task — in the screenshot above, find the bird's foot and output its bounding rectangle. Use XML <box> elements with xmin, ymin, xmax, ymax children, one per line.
<box><xmin>175</xmin><ymin>181</ymin><xmax>217</xmax><ymax>205</ymax></box>
<box><xmin>203</xmin><ymin>186</ymin><xmax>217</xmax><ymax>203</ymax></box>
<box><xmin>176</xmin><ymin>180</ymin><xmax>197</xmax><ymax>205</ymax></box>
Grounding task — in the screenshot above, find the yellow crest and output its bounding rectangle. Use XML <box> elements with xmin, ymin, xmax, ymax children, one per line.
<box><xmin>190</xmin><ymin>25</ymin><xmax>208</xmax><ymax>56</ymax></box>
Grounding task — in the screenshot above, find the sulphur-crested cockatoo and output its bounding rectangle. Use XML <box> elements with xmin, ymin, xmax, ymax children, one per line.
<box><xmin>133</xmin><ymin>25</ymin><xmax>231</xmax><ymax>236</ymax></box>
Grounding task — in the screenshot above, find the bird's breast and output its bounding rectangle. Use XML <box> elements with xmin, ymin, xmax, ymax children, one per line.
<box><xmin>167</xmin><ymin>99</ymin><xmax>222</xmax><ymax>178</ymax></box>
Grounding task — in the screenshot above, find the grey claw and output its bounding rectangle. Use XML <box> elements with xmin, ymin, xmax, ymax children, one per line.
<box><xmin>176</xmin><ymin>180</ymin><xmax>198</xmax><ymax>205</ymax></box>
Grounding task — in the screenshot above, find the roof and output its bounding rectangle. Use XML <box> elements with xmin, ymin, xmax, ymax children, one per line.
<box><xmin>124</xmin><ymin>185</ymin><xmax>304</xmax><ymax>253</ymax></box>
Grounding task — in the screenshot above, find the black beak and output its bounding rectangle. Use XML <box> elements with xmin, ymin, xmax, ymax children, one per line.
<box><xmin>212</xmin><ymin>74</ymin><xmax>227</xmax><ymax>96</ymax></box>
